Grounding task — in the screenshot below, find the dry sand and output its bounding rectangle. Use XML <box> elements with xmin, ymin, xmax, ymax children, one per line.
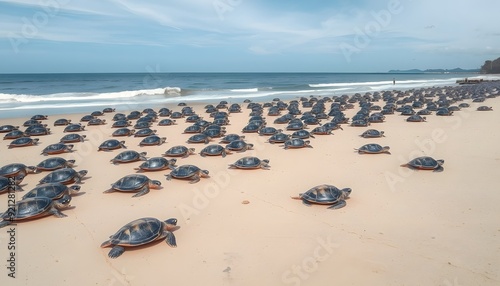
<box><xmin>1</xmin><ymin>88</ymin><xmax>500</xmax><ymax>286</ymax></box>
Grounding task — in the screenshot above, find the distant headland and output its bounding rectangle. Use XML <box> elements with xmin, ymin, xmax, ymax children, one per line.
<box><xmin>388</xmin><ymin>68</ymin><xmax>479</xmax><ymax>73</ymax></box>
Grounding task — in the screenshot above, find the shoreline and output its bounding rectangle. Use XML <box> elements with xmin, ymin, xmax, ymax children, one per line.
<box><xmin>1</xmin><ymin>82</ymin><xmax>499</xmax><ymax>285</ymax></box>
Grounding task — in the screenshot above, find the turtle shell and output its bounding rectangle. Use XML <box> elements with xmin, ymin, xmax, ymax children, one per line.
<box><xmin>137</xmin><ymin>157</ymin><xmax>174</xmax><ymax>171</ymax></box>
<box><xmin>158</xmin><ymin>119</ymin><xmax>175</xmax><ymax>126</ymax></box>
<box><xmin>230</xmin><ymin>156</ymin><xmax>269</xmax><ymax>169</ymax></box>
<box><xmin>112</xmin><ymin>128</ymin><xmax>134</xmax><ymax>137</ymax></box>
<box><xmin>200</xmin><ymin>144</ymin><xmax>227</xmax><ymax>157</ymax></box>
<box><xmin>37</xmin><ymin>157</ymin><xmax>75</xmax><ymax>171</ymax></box>
<box><xmin>111</xmin><ymin>174</ymin><xmax>153</xmax><ymax>191</ymax></box>
<box><xmin>88</xmin><ymin>118</ymin><xmax>106</xmax><ymax>125</ymax></box>
<box><xmin>0</xmin><ymin>176</ymin><xmax>23</xmax><ymax>193</ymax></box>
<box><xmin>258</xmin><ymin>127</ymin><xmax>279</xmax><ymax>136</ymax></box>
<box><xmin>311</xmin><ymin>126</ymin><xmax>332</xmax><ymax>135</ymax></box>
<box><xmin>203</xmin><ymin>128</ymin><xmax>225</xmax><ymax>138</ymax></box>
<box><xmin>22</xmin><ymin>183</ymin><xmax>80</xmax><ymax>200</ymax></box>
<box><xmin>9</xmin><ymin>137</ymin><xmax>38</xmax><ymax>148</ymax></box>
<box><xmin>242</xmin><ymin>124</ymin><xmax>260</xmax><ymax>133</ymax></box>
<box><xmin>113</xmin><ymin>113</ymin><xmax>127</xmax><ymax>121</ymax></box>
<box><xmin>134</xmin><ymin>122</ymin><xmax>152</xmax><ymax>129</ymax></box>
<box><xmin>360</xmin><ymin>129</ymin><xmax>384</xmax><ymax>138</ymax></box>
<box><xmin>169</xmin><ymin>165</ymin><xmax>201</xmax><ymax>179</ymax></box>
<box><xmin>39</xmin><ymin>168</ymin><xmax>87</xmax><ymax>184</ymax></box>
<box><xmin>4</xmin><ymin>130</ymin><xmax>26</xmax><ymax>140</ymax></box>
<box><xmin>112</xmin><ymin>151</ymin><xmax>147</xmax><ymax>164</ymax></box>
<box><xmin>99</xmin><ymin>139</ymin><xmax>126</xmax><ymax>151</ymax></box>
<box><xmin>54</xmin><ymin>119</ymin><xmax>71</xmax><ymax>126</ymax></box>
<box><xmin>268</xmin><ymin>133</ymin><xmax>290</xmax><ymax>143</ymax></box>
<box><xmin>139</xmin><ymin>135</ymin><xmax>165</xmax><ymax>146</ymax></box>
<box><xmin>0</xmin><ymin>163</ymin><xmax>35</xmax><ymax>177</ymax></box>
<box><xmin>164</xmin><ymin>146</ymin><xmax>193</xmax><ymax>158</ymax></box>
<box><xmin>291</xmin><ymin>130</ymin><xmax>315</xmax><ymax>139</ymax></box>
<box><xmin>187</xmin><ymin>134</ymin><xmax>211</xmax><ymax>144</ymax></box>
<box><xmin>64</xmin><ymin>124</ymin><xmax>85</xmax><ymax>132</ymax></box>
<box><xmin>220</xmin><ymin>134</ymin><xmax>245</xmax><ymax>143</ymax></box>
<box><xmin>134</xmin><ymin>128</ymin><xmax>156</xmax><ymax>137</ymax></box>
<box><xmin>403</xmin><ymin>156</ymin><xmax>444</xmax><ymax>171</ymax></box>
<box><xmin>406</xmin><ymin>115</ymin><xmax>426</xmax><ymax>122</ymax></box>
<box><xmin>356</xmin><ymin>144</ymin><xmax>390</xmax><ymax>154</ymax></box>
<box><xmin>42</xmin><ymin>143</ymin><xmax>73</xmax><ymax>155</ymax></box>
<box><xmin>284</xmin><ymin>138</ymin><xmax>311</xmax><ymax>149</ymax></box>
<box><xmin>60</xmin><ymin>133</ymin><xmax>86</xmax><ymax>143</ymax></box>
<box><xmin>31</xmin><ymin>114</ymin><xmax>48</xmax><ymax>120</ymax></box>
<box><xmin>112</xmin><ymin>120</ymin><xmax>131</xmax><ymax>128</ymax></box>
<box><xmin>105</xmin><ymin>217</ymin><xmax>167</xmax><ymax>246</ymax></box>
<box><xmin>0</xmin><ymin>125</ymin><xmax>19</xmax><ymax>133</ymax></box>
<box><xmin>1</xmin><ymin>197</ymin><xmax>55</xmax><ymax>220</ymax></box>
<box><xmin>300</xmin><ymin>185</ymin><xmax>350</xmax><ymax>205</ymax></box>
<box><xmin>226</xmin><ymin>140</ymin><xmax>252</xmax><ymax>151</ymax></box>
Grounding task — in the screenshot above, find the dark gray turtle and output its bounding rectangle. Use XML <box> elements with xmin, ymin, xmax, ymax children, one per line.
<box><xmin>60</xmin><ymin>133</ymin><xmax>86</xmax><ymax>143</ymax></box>
<box><xmin>0</xmin><ymin>175</ymin><xmax>24</xmax><ymax>193</ymax></box>
<box><xmin>91</xmin><ymin>110</ymin><xmax>104</xmax><ymax>116</ymax></box>
<box><xmin>80</xmin><ymin>115</ymin><xmax>95</xmax><ymax>122</ymax></box>
<box><xmin>0</xmin><ymin>195</ymin><xmax>71</xmax><ymax>228</ymax></box>
<box><xmin>139</xmin><ymin>135</ymin><xmax>166</xmax><ymax>146</ymax></box>
<box><xmin>39</xmin><ymin>169</ymin><xmax>88</xmax><ymax>185</ymax></box>
<box><xmin>36</xmin><ymin>157</ymin><xmax>76</xmax><ymax>171</ymax></box>
<box><xmin>187</xmin><ymin>134</ymin><xmax>211</xmax><ymax>144</ymax></box>
<box><xmin>112</xmin><ymin>120</ymin><xmax>132</xmax><ymax>128</ymax></box>
<box><xmin>63</xmin><ymin>124</ymin><xmax>85</xmax><ymax>132</ymax></box>
<box><xmin>112</xmin><ymin>128</ymin><xmax>135</xmax><ymax>137</ymax></box>
<box><xmin>0</xmin><ymin>125</ymin><xmax>19</xmax><ymax>133</ymax></box>
<box><xmin>101</xmin><ymin>217</ymin><xmax>177</xmax><ymax>258</ymax></box>
<box><xmin>54</xmin><ymin>118</ymin><xmax>71</xmax><ymax>126</ymax></box>
<box><xmin>104</xmin><ymin>174</ymin><xmax>161</xmax><ymax>197</ymax></box>
<box><xmin>203</xmin><ymin>128</ymin><xmax>226</xmax><ymax>138</ymax></box>
<box><xmin>134</xmin><ymin>121</ymin><xmax>152</xmax><ymax>129</ymax></box>
<box><xmin>41</xmin><ymin>143</ymin><xmax>74</xmax><ymax>155</ymax></box>
<box><xmin>406</xmin><ymin>115</ymin><xmax>426</xmax><ymax>122</ymax></box>
<box><xmin>3</xmin><ymin>130</ymin><xmax>26</xmax><ymax>140</ymax></box>
<box><xmin>355</xmin><ymin>144</ymin><xmax>391</xmax><ymax>154</ymax></box>
<box><xmin>111</xmin><ymin>151</ymin><xmax>148</xmax><ymax>164</ymax></box>
<box><xmin>164</xmin><ymin>145</ymin><xmax>196</xmax><ymax>158</ymax></box>
<box><xmin>158</xmin><ymin>119</ymin><xmax>176</xmax><ymax>126</ymax></box>
<box><xmin>242</xmin><ymin>124</ymin><xmax>261</xmax><ymax>133</ymax></box>
<box><xmin>283</xmin><ymin>138</ymin><xmax>313</xmax><ymax>149</ymax></box>
<box><xmin>291</xmin><ymin>184</ymin><xmax>351</xmax><ymax>209</ymax></box>
<box><xmin>350</xmin><ymin>119</ymin><xmax>370</xmax><ymax>127</ymax></box>
<box><xmin>87</xmin><ymin>118</ymin><xmax>106</xmax><ymax>126</ymax></box>
<box><xmin>268</xmin><ymin>133</ymin><xmax>290</xmax><ymax>144</ymax></box>
<box><xmin>183</xmin><ymin>125</ymin><xmax>203</xmax><ymax>134</ymax></box>
<box><xmin>258</xmin><ymin>127</ymin><xmax>281</xmax><ymax>136</ymax></box>
<box><xmin>401</xmin><ymin>156</ymin><xmax>444</xmax><ymax>172</ymax></box>
<box><xmin>165</xmin><ymin>165</ymin><xmax>209</xmax><ymax>184</ymax></box>
<box><xmin>25</xmin><ymin>126</ymin><xmax>51</xmax><ymax>136</ymax></box>
<box><xmin>134</xmin><ymin>128</ymin><xmax>156</xmax><ymax>137</ymax></box>
<box><xmin>360</xmin><ymin>129</ymin><xmax>384</xmax><ymax>138</ymax></box>
<box><xmin>135</xmin><ymin>157</ymin><xmax>177</xmax><ymax>172</ymax></box>
<box><xmin>458</xmin><ymin>103</ymin><xmax>470</xmax><ymax>108</ymax></box>
<box><xmin>436</xmin><ymin>108</ymin><xmax>453</xmax><ymax>116</ymax></box>
<box><xmin>98</xmin><ymin>139</ymin><xmax>126</xmax><ymax>151</ymax></box>
<box><xmin>226</xmin><ymin>140</ymin><xmax>253</xmax><ymax>152</ymax></box>
<box><xmin>291</xmin><ymin>130</ymin><xmax>315</xmax><ymax>139</ymax></box>
<box><xmin>8</xmin><ymin>137</ymin><xmax>39</xmax><ymax>148</ymax></box>
<box><xmin>228</xmin><ymin>156</ymin><xmax>270</xmax><ymax>170</ymax></box>
<box><xmin>113</xmin><ymin>113</ymin><xmax>127</xmax><ymax>121</ymax></box>
<box><xmin>477</xmin><ymin>106</ymin><xmax>493</xmax><ymax>111</ymax></box>
<box><xmin>200</xmin><ymin>144</ymin><xmax>230</xmax><ymax>157</ymax></box>
<box><xmin>286</xmin><ymin>122</ymin><xmax>306</xmax><ymax>131</ymax></box>
<box><xmin>31</xmin><ymin>114</ymin><xmax>48</xmax><ymax>120</ymax></box>
<box><xmin>311</xmin><ymin>126</ymin><xmax>333</xmax><ymax>135</ymax></box>
<box><xmin>0</xmin><ymin>163</ymin><xmax>38</xmax><ymax>178</ymax></box>
<box><xmin>103</xmin><ymin>107</ymin><xmax>115</xmax><ymax>113</ymax></box>
<box><xmin>22</xmin><ymin>183</ymin><xmax>80</xmax><ymax>200</ymax></box>
<box><xmin>220</xmin><ymin>134</ymin><xmax>245</xmax><ymax>143</ymax></box>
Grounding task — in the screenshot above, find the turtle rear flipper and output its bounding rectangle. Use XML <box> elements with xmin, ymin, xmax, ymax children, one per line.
<box><xmin>301</xmin><ymin>199</ymin><xmax>312</xmax><ymax>206</ymax></box>
<box><xmin>328</xmin><ymin>200</ymin><xmax>346</xmax><ymax>210</ymax></box>
<box><xmin>108</xmin><ymin>246</ymin><xmax>125</xmax><ymax>259</ymax></box>
<box><xmin>433</xmin><ymin>166</ymin><xmax>444</xmax><ymax>172</ymax></box>
<box><xmin>0</xmin><ymin>220</ymin><xmax>12</xmax><ymax>228</ymax></box>
<box><xmin>103</xmin><ymin>188</ymin><xmax>116</xmax><ymax>194</ymax></box>
<box><xmin>49</xmin><ymin>207</ymin><xmax>67</xmax><ymax>218</ymax></box>
<box><xmin>189</xmin><ymin>175</ymin><xmax>200</xmax><ymax>184</ymax></box>
<box><xmin>132</xmin><ymin>186</ymin><xmax>150</xmax><ymax>197</ymax></box>
<box><xmin>165</xmin><ymin>231</ymin><xmax>177</xmax><ymax>247</ymax></box>
<box><xmin>165</xmin><ymin>174</ymin><xmax>173</xmax><ymax>181</ymax></box>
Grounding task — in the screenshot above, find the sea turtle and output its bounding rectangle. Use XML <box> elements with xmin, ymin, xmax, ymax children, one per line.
<box><xmin>31</xmin><ymin>114</ymin><xmax>48</xmax><ymax>120</ymax></box>
<box><xmin>286</xmin><ymin>122</ymin><xmax>306</xmax><ymax>131</ymax></box>
<box><xmin>113</xmin><ymin>113</ymin><xmax>127</xmax><ymax>121</ymax></box>
<box><xmin>355</xmin><ymin>144</ymin><xmax>391</xmax><ymax>154</ymax></box>
<box><xmin>25</xmin><ymin>126</ymin><xmax>51</xmax><ymax>136</ymax></box>
<box><xmin>3</xmin><ymin>130</ymin><xmax>26</xmax><ymax>140</ymax></box>
<box><xmin>158</xmin><ymin>119</ymin><xmax>176</xmax><ymax>126</ymax></box>
<box><xmin>311</xmin><ymin>126</ymin><xmax>333</xmax><ymax>135</ymax></box>
<box><xmin>164</xmin><ymin>145</ymin><xmax>196</xmax><ymax>158</ymax></box>
<box><xmin>127</xmin><ymin>111</ymin><xmax>141</xmax><ymax>120</ymax></box>
<box><xmin>100</xmin><ymin>217</ymin><xmax>177</xmax><ymax>258</ymax></box>
<box><xmin>477</xmin><ymin>106</ymin><xmax>493</xmax><ymax>111</ymax></box>
<box><xmin>134</xmin><ymin>121</ymin><xmax>152</xmax><ymax>129</ymax></box>
<box><xmin>41</xmin><ymin>143</ymin><xmax>74</xmax><ymax>155</ymax></box>
<box><xmin>104</xmin><ymin>174</ymin><xmax>161</xmax><ymax>197</ymax></box>
<box><xmin>135</xmin><ymin>157</ymin><xmax>177</xmax><ymax>172</ymax></box>
<box><xmin>112</xmin><ymin>128</ymin><xmax>135</xmax><ymax>137</ymax></box>
<box><xmin>283</xmin><ymin>138</ymin><xmax>313</xmax><ymax>149</ymax></box>
<box><xmin>112</xmin><ymin>120</ymin><xmax>132</xmax><ymax>128</ymax></box>
<box><xmin>406</xmin><ymin>115</ymin><xmax>426</xmax><ymax>122</ymax></box>
<box><xmin>0</xmin><ymin>163</ymin><xmax>38</xmax><ymax>178</ymax></box>
<box><xmin>23</xmin><ymin>119</ymin><xmax>41</xmax><ymax>127</ymax></box>
<box><xmin>242</xmin><ymin>124</ymin><xmax>261</xmax><ymax>133</ymax></box>
<box><xmin>80</xmin><ymin>115</ymin><xmax>95</xmax><ymax>122</ymax></box>
<box><xmin>458</xmin><ymin>103</ymin><xmax>470</xmax><ymax>108</ymax></box>
<box><xmin>139</xmin><ymin>135</ymin><xmax>166</xmax><ymax>146</ymax></box>
<box><xmin>111</xmin><ymin>151</ymin><xmax>148</xmax><ymax>164</ymax></box>
<box><xmin>200</xmin><ymin>144</ymin><xmax>230</xmax><ymax>157</ymax></box>
<box><xmin>103</xmin><ymin>107</ymin><xmax>115</xmax><ymax>113</ymax></box>
<box><xmin>258</xmin><ymin>127</ymin><xmax>281</xmax><ymax>136</ymax></box>
<box><xmin>360</xmin><ymin>129</ymin><xmax>385</xmax><ymax>138</ymax></box>
<box><xmin>291</xmin><ymin>130</ymin><xmax>315</xmax><ymax>139</ymax></box>
<box><xmin>91</xmin><ymin>110</ymin><xmax>104</xmax><ymax>116</ymax></box>
<box><xmin>54</xmin><ymin>118</ymin><xmax>71</xmax><ymax>126</ymax></box>
<box><xmin>226</xmin><ymin>140</ymin><xmax>253</xmax><ymax>152</ymax></box>
<box><xmin>350</xmin><ymin>119</ymin><xmax>370</xmax><ymax>127</ymax></box>
<box><xmin>64</xmin><ymin>124</ymin><xmax>85</xmax><ymax>132</ymax></box>
<box><xmin>0</xmin><ymin>195</ymin><xmax>71</xmax><ymax>228</ymax></box>
<box><xmin>165</xmin><ymin>165</ymin><xmax>209</xmax><ymax>184</ymax></box>
<box><xmin>220</xmin><ymin>134</ymin><xmax>245</xmax><ymax>143</ymax></box>
<box><xmin>8</xmin><ymin>137</ymin><xmax>39</xmax><ymax>148</ymax></box>
<box><xmin>401</xmin><ymin>156</ymin><xmax>444</xmax><ymax>172</ymax></box>
<box><xmin>268</xmin><ymin>133</ymin><xmax>291</xmax><ymax>144</ymax></box>
<box><xmin>0</xmin><ymin>125</ymin><xmax>19</xmax><ymax>133</ymax></box>
<box><xmin>203</xmin><ymin>128</ymin><xmax>226</xmax><ymax>138</ymax></box>
<box><xmin>60</xmin><ymin>133</ymin><xmax>86</xmax><ymax>143</ymax></box>
<box><xmin>436</xmin><ymin>108</ymin><xmax>453</xmax><ymax>116</ymax></box>
<box><xmin>39</xmin><ymin>168</ymin><xmax>88</xmax><ymax>185</ymax></box>
<box><xmin>228</xmin><ymin>156</ymin><xmax>270</xmax><ymax>170</ymax></box>
<box><xmin>291</xmin><ymin>184</ymin><xmax>352</xmax><ymax>209</ymax></box>
<box><xmin>187</xmin><ymin>134</ymin><xmax>211</xmax><ymax>144</ymax></box>
<box><xmin>22</xmin><ymin>183</ymin><xmax>80</xmax><ymax>200</ymax></box>
<box><xmin>87</xmin><ymin>118</ymin><xmax>106</xmax><ymax>126</ymax></box>
<box><xmin>37</xmin><ymin>157</ymin><xmax>76</xmax><ymax>171</ymax></box>
<box><xmin>0</xmin><ymin>175</ymin><xmax>24</xmax><ymax>193</ymax></box>
<box><xmin>134</xmin><ymin>128</ymin><xmax>156</xmax><ymax>137</ymax></box>
<box><xmin>98</xmin><ymin>139</ymin><xmax>126</xmax><ymax>151</ymax></box>
<box><xmin>183</xmin><ymin>125</ymin><xmax>203</xmax><ymax>134</ymax></box>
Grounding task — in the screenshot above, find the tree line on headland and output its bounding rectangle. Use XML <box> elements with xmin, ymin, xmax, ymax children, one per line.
<box><xmin>480</xmin><ymin>57</ymin><xmax>500</xmax><ymax>74</ymax></box>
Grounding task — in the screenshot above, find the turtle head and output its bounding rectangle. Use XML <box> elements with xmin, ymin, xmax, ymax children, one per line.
<box><xmin>67</xmin><ymin>144</ymin><xmax>74</xmax><ymax>150</ymax></box>
<box><xmin>55</xmin><ymin>194</ymin><xmax>72</xmax><ymax>208</ymax></box>
<box><xmin>27</xmin><ymin>166</ymin><xmax>40</xmax><ymax>174</ymax></box>
<box><xmin>341</xmin><ymin>188</ymin><xmax>352</xmax><ymax>198</ymax></box>
<box><xmin>164</xmin><ymin>218</ymin><xmax>178</xmax><ymax>230</ymax></box>
<box><xmin>201</xmin><ymin>170</ymin><xmax>210</xmax><ymax>178</ymax></box>
<box><xmin>150</xmin><ymin>180</ymin><xmax>162</xmax><ymax>189</ymax></box>
<box><xmin>67</xmin><ymin>159</ymin><xmax>76</xmax><ymax>167</ymax></box>
<box><xmin>69</xmin><ymin>185</ymin><xmax>81</xmax><ymax>195</ymax></box>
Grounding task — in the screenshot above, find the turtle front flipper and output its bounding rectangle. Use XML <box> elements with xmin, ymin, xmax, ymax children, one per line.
<box><xmin>108</xmin><ymin>246</ymin><xmax>125</xmax><ymax>259</ymax></box>
<box><xmin>0</xmin><ymin>220</ymin><xmax>12</xmax><ymax>228</ymax></box>
<box><xmin>165</xmin><ymin>231</ymin><xmax>177</xmax><ymax>247</ymax></box>
<box><xmin>49</xmin><ymin>207</ymin><xmax>67</xmax><ymax>218</ymax></box>
<box><xmin>132</xmin><ymin>186</ymin><xmax>150</xmax><ymax>197</ymax></box>
<box><xmin>302</xmin><ymin>199</ymin><xmax>312</xmax><ymax>207</ymax></box>
<box><xmin>189</xmin><ymin>175</ymin><xmax>200</xmax><ymax>184</ymax></box>
<box><xmin>433</xmin><ymin>166</ymin><xmax>444</xmax><ymax>172</ymax></box>
<box><xmin>327</xmin><ymin>200</ymin><xmax>346</xmax><ymax>210</ymax></box>
<box><xmin>103</xmin><ymin>188</ymin><xmax>116</xmax><ymax>194</ymax></box>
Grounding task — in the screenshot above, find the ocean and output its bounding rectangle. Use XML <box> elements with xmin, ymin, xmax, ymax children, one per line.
<box><xmin>0</xmin><ymin>72</ymin><xmax>480</xmax><ymax>119</ymax></box>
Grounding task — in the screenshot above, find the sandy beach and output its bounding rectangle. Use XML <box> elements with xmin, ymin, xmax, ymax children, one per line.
<box><xmin>1</xmin><ymin>84</ymin><xmax>500</xmax><ymax>286</ymax></box>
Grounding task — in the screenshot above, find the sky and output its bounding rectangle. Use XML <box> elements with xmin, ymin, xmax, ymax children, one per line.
<box><xmin>1</xmin><ymin>0</ymin><xmax>499</xmax><ymax>73</ymax></box>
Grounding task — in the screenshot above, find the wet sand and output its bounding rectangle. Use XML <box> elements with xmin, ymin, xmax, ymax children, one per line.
<box><xmin>1</xmin><ymin>85</ymin><xmax>500</xmax><ymax>286</ymax></box>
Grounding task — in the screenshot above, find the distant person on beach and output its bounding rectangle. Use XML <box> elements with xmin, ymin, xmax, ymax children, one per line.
<box><xmin>393</xmin><ymin>78</ymin><xmax>395</xmax><ymax>85</ymax></box>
